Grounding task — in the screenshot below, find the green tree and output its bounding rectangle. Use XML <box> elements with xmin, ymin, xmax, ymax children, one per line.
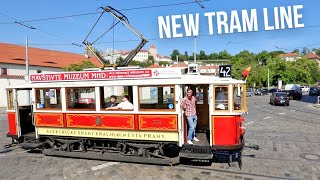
<box><xmin>256</xmin><ymin>50</ymin><xmax>271</xmax><ymax>65</ymax></box>
<box><xmin>218</xmin><ymin>50</ymin><xmax>232</xmax><ymax>59</ymax></box>
<box><xmin>209</xmin><ymin>53</ymin><xmax>219</xmax><ymax>59</ymax></box>
<box><xmin>198</xmin><ymin>50</ymin><xmax>207</xmax><ymax>60</ymax></box>
<box><xmin>292</xmin><ymin>49</ymin><xmax>300</xmax><ymax>54</ymax></box>
<box><xmin>64</xmin><ymin>60</ymin><xmax>97</xmax><ymax>71</ymax></box>
<box><xmin>170</xmin><ymin>50</ymin><xmax>180</xmax><ymax>60</ymax></box>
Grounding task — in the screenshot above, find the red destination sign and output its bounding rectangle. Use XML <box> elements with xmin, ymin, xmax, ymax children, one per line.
<box><xmin>30</xmin><ymin>70</ymin><xmax>152</xmax><ymax>82</ymax></box>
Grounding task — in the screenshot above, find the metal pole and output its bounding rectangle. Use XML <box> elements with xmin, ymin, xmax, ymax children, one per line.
<box><xmin>194</xmin><ymin>36</ymin><xmax>197</xmax><ymax>64</ymax></box>
<box><xmin>176</xmin><ymin>55</ymin><xmax>178</xmax><ymax>63</ymax></box>
<box><xmin>112</xmin><ymin>17</ymin><xmax>115</xmax><ymax>64</ymax></box>
<box><xmin>26</xmin><ymin>37</ymin><xmax>29</xmax><ymax>80</ymax></box>
<box><xmin>267</xmin><ymin>67</ymin><xmax>270</xmax><ymax>90</ymax></box>
<box><xmin>26</xmin><ymin>37</ymin><xmax>30</xmax><ymax>105</ymax></box>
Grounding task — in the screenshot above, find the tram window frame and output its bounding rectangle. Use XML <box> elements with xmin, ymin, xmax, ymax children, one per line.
<box><xmin>233</xmin><ymin>85</ymin><xmax>246</xmax><ymax>112</ymax></box>
<box><xmin>6</xmin><ymin>90</ymin><xmax>14</xmax><ymax>110</ymax></box>
<box><xmin>100</xmin><ymin>86</ymin><xmax>134</xmax><ymax>111</ymax></box>
<box><xmin>138</xmin><ymin>85</ymin><xmax>175</xmax><ymax>111</ymax></box>
<box><xmin>35</xmin><ymin>88</ymin><xmax>62</xmax><ymax>110</ymax></box>
<box><xmin>213</xmin><ymin>86</ymin><xmax>229</xmax><ymax>112</ymax></box>
<box><xmin>66</xmin><ymin>87</ymin><xmax>96</xmax><ymax>111</ymax></box>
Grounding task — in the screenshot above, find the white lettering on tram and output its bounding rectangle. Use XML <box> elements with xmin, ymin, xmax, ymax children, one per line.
<box><xmin>91</xmin><ymin>72</ymin><xmax>107</xmax><ymax>79</ymax></box>
<box><xmin>63</xmin><ymin>73</ymin><xmax>89</xmax><ymax>80</ymax></box>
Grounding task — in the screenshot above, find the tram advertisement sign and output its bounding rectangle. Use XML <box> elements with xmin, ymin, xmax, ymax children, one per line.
<box><xmin>219</xmin><ymin>65</ymin><xmax>232</xmax><ymax>78</ymax></box>
<box><xmin>29</xmin><ymin>68</ymin><xmax>183</xmax><ymax>82</ymax></box>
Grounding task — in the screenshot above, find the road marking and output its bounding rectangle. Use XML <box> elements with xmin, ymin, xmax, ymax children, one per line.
<box><xmin>91</xmin><ymin>162</ymin><xmax>119</xmax><ymax>171</ymax></box>
<box><xmin>279</xmin><ymin>113</ymin><xmax>285</xmax><ymax>115</ymax></box>
<box><xmin>291</xmin><ymin>110</ymin><xmax>296</xmax><ymax>111</ymax></box>
<box><xmin>263</xmin><ymin>117</ymin><xmax>271</xmax><ymax>120</ymax></box>
<box><xmin>245</xmin><ymin>121</ymin><xmax>254</xmax><ymax>125</ymax></box>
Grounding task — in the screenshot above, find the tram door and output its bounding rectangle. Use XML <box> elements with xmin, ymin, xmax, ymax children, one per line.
<box><xmin>14</xmin><ymin>88</ymin><xmax>34</xmax><ymax>137</ymax></box>
<box><xmin>185</xmin><ymin>85</ymin><xmax>210</xmax><ymax>131</ymax></box>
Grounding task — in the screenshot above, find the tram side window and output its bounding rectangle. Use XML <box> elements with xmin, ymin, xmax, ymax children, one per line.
<box><xmin>233</xmin><ymin>85</ymin><xmax>245</xmax><ymax>111</ymax></box>
<box><xmin>7</xmin><ymin>90</ymin><xmax>14</xmax><ymax>109</ymax></box>
<box><xmin>100</xmin><ymin>86</ymin><xmax>133</xmax><ymax>110</ymax></box>
<box><xmin>35</xmin><ymin>88</ymin><xmax>61</xmax><ymax>109</ymax></box>
<box><xmin>214</xmin><ymin>86</ymin><xmax>228</xmax><ymax>111</ymax></box>
<box><xmin>139</xmin><ymin>86</ymin><xmax>175</xmax><ymax>110</ymax></box>
<box><xmin>67</xmin><ymin>87</ymin><xmax>95</xmax><ymax>110</ymax></box>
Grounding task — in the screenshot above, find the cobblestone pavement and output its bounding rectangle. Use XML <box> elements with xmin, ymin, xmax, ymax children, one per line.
<box><xmin>0</xmin><ymin>95</ymin><xmax>319</xmax><ymax>180</ymax></box>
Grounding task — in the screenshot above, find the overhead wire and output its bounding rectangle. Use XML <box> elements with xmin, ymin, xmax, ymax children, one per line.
<box><xmin>0</xmin><ymin>0</ymin><xmax>211</xmax><ymax>24</ymax></box>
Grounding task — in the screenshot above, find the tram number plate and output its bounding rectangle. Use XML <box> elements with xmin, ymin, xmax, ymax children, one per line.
<box><xmin>219</xmin><ymin>65</ymin><xmax>232</xmax><ymax>78</ymax></box>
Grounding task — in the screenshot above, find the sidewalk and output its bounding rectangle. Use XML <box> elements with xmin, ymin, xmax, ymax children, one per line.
<box><xmin>0</xmin><ymin>108</ymin><xmax>6</xmax><ymax>114</ymax></box>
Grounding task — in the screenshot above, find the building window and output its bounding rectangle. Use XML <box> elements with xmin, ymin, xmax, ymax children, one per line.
<box><xmin>35</xmin><ymin>88</ymin><xmax>62</xmax><ymax>110</ymax></box>
<box><xmin>66</xmin><ymin>87</ymin><xmax>96</xmax><ymax>110</ymax></box>
<box><xmin>37</xmin><ymin>70</ymin><xmax>42</xmax><ymax>73</ymax></box>
<box><xmin>100</xmin><ymin>86</ymin><xmax>133</xmax><ymax>110</ymax></box>
<box><xmin>1</xmin><ymin>68</ymin><xmax>7</xmax><ymax>75</ymax></box>
<box><xmin>139</xmin><ymin>86</ymin><xmax>175</xmax><ymax>110</ymax></box>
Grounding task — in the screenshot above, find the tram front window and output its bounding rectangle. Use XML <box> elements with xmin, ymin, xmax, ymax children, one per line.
<box><xmin>67</xmin><ymin>87</ymin><xmax>95</xmax><ymax>110</ymax></box>
<box><xmin>214</xmin><ymin>87</ymin><xmax>228</xmax><ymax>111</ymax></box>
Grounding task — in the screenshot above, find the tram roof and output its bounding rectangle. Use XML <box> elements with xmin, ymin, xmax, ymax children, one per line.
<box><xmin>6</xmin><ymin>68</ymin><xmax>245</xmax><ymax>89</ymax></box>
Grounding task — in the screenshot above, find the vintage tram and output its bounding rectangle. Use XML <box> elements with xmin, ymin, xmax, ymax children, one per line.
<box><xmin>5</xmin><ymin>64</ymin><xmax>247</xmax><ymax>167</ymax></box>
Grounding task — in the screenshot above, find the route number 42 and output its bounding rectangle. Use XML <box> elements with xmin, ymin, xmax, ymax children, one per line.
<box><xmin>219</xmin><ymin>65</ymin><xmax>232</xmax><ymax>78</ymax></box>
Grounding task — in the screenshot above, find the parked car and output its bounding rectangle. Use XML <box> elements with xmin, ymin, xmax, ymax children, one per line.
<box><xmin>300</xmin><ymin>86</ymin><xmax>310</xmax><ymax>92</ymax></box>
<box><xmin>255</xmin><ymin>88</ymin><xmax>268</xmax><ymax>96</ymax></box>
<box><xmin>309</xmin><ymin>87</ymin><xmax>320</xmax><ymax>96</ymax></box>
<box><xmin>270</xmin><ymin>92</ymin><xmax>290</xmax><ymax>106</ymax></box>
<box><xmin>246</xmin><ymin>88</ymin><xmax>254</xmax><ymax>97</ymax></box>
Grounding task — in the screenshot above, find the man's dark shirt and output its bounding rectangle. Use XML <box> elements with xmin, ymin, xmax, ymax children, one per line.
<box><xmin>105</xmin><ymin>101</ymin><xmax>118</xmax><ymax>108</ymax></box>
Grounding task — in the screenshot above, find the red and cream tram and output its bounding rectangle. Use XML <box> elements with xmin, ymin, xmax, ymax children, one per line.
<box><xmin>5</xmin><ymin>65</ymin><xmax>247</xmax><ymax>167</ymax></box>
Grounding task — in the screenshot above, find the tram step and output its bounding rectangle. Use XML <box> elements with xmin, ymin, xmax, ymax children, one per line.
<box><xmin>180</xmin><ymin>144</ymin><xmax>213</xmax><ymax>159</ymax></box>
<box><xmin>179</xmin><ymin>152</ymin><xmax>213</xmax><ymax>159</ymax></box>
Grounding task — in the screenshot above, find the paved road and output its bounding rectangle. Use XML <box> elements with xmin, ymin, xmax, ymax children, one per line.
<box><xmin>0</xmin><ymin>94</ymin><xmax>319</xmax><ymax>180</ymax></box>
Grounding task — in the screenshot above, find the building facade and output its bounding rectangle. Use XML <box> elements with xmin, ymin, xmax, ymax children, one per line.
<box><xmin>0</xmin><ymin>42</ymin><xmax>100</xmax><ymax>107</ymax></box>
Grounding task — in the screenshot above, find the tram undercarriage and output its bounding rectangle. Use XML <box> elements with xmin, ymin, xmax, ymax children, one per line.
<box><xmin>18</xmin><ymin>134</ymin><xmax>244</xmax><ymax>167</ymax></box>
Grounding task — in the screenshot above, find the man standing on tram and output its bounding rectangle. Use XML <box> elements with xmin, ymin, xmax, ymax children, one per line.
<box><xmin>181</xmin><ymin>88</ymin><xmax>199</xmax><ymax>145</ymax></box>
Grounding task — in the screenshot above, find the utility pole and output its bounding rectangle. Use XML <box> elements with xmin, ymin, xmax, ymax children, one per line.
<box><xmin>26</xmin><ymin>37</ymin><xmax>29</xmax><ymax>81</ymax></box>
<box><xmin>267</xmin><ymin>67</ymin><xmax>270</xmax><ymax>90</ymax></box>
<box><xmin>26</xmin><ymin>37</ymin><xmax>30</xmax><ymax>105</ymax></box>
<box><xmin>176</xmin><ymin>55</ymin><xmax>178</xmax><ymax>63</ymax></box>
<box><xmin>194</xmin><ymin>36</ymin><xmax>197</xmax><ymax>64</ymax></box>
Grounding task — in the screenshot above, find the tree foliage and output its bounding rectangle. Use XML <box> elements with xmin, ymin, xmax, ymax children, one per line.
<box><xmin>64</xmin><ymin>60</ymin><xmax>97</xmax><ymax>71</ymax></box>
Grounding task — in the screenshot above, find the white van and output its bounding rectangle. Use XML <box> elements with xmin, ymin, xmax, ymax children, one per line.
<box><xmin>285</xmin><ymin>84</ymin><xmax>301</xmax><ymax>93</ymax></box>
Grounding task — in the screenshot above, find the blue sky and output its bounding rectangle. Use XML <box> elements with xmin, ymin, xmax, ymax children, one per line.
<box><xmin>0</xmin><ymin>0</ymin><xmax>319</xmax><ymax>57</ymax></box>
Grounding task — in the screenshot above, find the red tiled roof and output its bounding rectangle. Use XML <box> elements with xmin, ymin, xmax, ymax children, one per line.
<box><xmin>170</xmin><ymin>63</ymin><xmax>188</xmax><ymax>67</ymax></box>
<box><xmin>148</xmin><ymin>64</ymin><xmax>163</xmax><ymax>68</ymax></box>
<box><xmin>150</xmin><ymin>44</ymin><xmax>156</xmax><ymax>49</ymax></box>
<box><xmin>279</xmin><ymin>52</ymin><xmax>300</xmax><ymax>57</ymax></box>
<box><xmin>305</xmin><ymin>52</ymin><xmax>320</xmax><ymax>60</ymax></box>
<box><xmin>0</xmin><ymin>42</ymin><xmax>101</xmax><ymax>68</ymax></box>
